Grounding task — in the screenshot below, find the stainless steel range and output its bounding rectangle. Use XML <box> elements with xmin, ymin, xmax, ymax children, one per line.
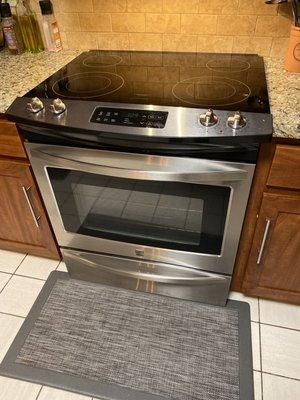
<box><xmin>6</xmin><ymin>50</ymin><xmax>273</xmax><ymax>306</ymax></box>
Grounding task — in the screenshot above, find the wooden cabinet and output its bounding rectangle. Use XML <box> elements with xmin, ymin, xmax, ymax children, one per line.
<box><xmin>242</xmin><ymin>192</ymin><xmax>300</xmax><ymax>303</ymax></box>
<box><xmin>0</xmin><ymin>116</ymin><xmax>60</xmax><ymax>260</ymax></box>
<box><xmin>232</xmin><ymin>139</ymin><xmax>300</xmax><ymax>305</ymax></box>
<box><xmin>0</xmin><ymin>158</ymin><xmax>60</xmax><ymax>259</ymax></box>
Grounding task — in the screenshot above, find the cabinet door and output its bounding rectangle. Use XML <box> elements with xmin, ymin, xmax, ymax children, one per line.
<box><xmin>0</xmin><ymin>158</ymin><xmax>60</xmax><ymax>259</ymax></box>
<box><xmin>243</xmin><ymin>192</ymin><xmax>300</xmax><ymax>304</ymax></box>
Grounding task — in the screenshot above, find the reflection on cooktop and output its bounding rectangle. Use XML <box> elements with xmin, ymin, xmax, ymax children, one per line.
<box><xmin>26</xmin><ymin>50</ymin><xmax>270</xmax><ymax>113</ymax></box>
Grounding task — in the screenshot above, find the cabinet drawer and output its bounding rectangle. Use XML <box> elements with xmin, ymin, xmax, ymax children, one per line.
<box><xmin>0</xmin><ymin>120</ymin><xmax>26</xmax><ymax>159</ymax></box>
<box><xmin>267</xmin><ymin>145</ymin><xmax>300</xmax><ymax>190</ymax></box>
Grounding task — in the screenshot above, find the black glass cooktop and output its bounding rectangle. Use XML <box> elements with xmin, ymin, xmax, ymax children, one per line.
<box><xmin>26</xmin><ymin>50</ymin><xmax>270</xmax><ymax>113</ymax></box>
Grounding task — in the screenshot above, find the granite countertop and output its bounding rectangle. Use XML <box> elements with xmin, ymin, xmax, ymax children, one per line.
<box><xmin>0</xmin><ymin>50</ymin><xmax>299</xmax><ymax>139</ymax></box>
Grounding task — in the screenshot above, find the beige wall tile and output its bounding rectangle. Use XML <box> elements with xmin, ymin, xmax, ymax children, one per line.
<box><xmin>217</xmin><ymin>15</ymin><xmax>257</xmax><ymax>36</ymax></box>
<box><xmin>270</xmin><ymin>37</ymin><xmax>289</xmax><ymax>58</ymax></box>
<box><xmin>56</xmin><ymin>13</ymin><xmax>81</xmax><ymax>32</ymax></box>
<box><xmin>163</xmin><ymin>34</ymin><xmax>198</xmax><ymax>52</ymax></box>
<box><xmin>198</xmin><ymin>0</ymin><xmax>238</xmax><ymax>15</ymax></box>
<box><xmin>79</xmin><ymin>13</ymin><xmax>112</xmax><ymax>32</ymax></box>
<box><xmin>66</xmin><ymin>32</ymin><xmax>98</xmax><ymax>49</ymax></box>
<box><xmin>181</xmin><ymin>15</ymin><xmax>217</xmax><ymax>35</ymax></box>
<box><xmin>163</xmin><ymin>0</ymin><xmax>199</xmax><ymax>14</ymax></box>
<box><xmin>197</xmin><ymin>35</ymin><xmax>233</xmax><ymax>53</ymax></box>
<box><xmin>97</xmin><ymin>33</ymin><xmax>130</xmax><ymax>50</ymax></box>
<box><xmin>238</xmin><ymin>0</ymin><xmax>278</xmax><ymax>15</ymax></box>
<box><xmin>256</xmin><ymin>15</ymin><xmax>291</xmax><ymax>37</ymax></box>
<box><xmin>233</xmin><ymin>36</ymin><xmax>272</xmax><ymax>56</ymax></box>
<box><xmin>129</xmin><ymin>33</ymin><xmax>163</xmax><ymax>51</ymax></box>
<box><xmin>111</xmin><ymin>13</ymin><xmax>145</xmax><ymax>32</ymax></box>
<box><xmin>59</xmin><ymin>32</ymin><xmax>69</xmax><ymax>50</ymax></box>
<box><xmin>93</xmin><ymin>0</ymin><xmax>127</xmax><ymax>13</ymax></box>
<box><xmin>127</xmin><ymin>0</ymin><xmax>163</xmax><ymax>12</ymax></box>
<box><xmin>146</xmin><ymin>14</ymin><xmax>180</xmax><ymax>33</ymax></box>
<box><xmin>60</xmin><ymin>0</ymin><xmax>93</xmax><ymax>13</ymax></box>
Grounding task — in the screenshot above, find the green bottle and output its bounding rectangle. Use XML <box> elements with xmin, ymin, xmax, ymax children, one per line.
<box><xmin>16</xmin><ymin>0</ymin><xmax>44</xmax><ymax>53</ymax></box>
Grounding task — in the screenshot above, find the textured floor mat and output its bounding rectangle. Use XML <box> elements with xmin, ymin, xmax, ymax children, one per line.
<box><xmin>0</xmin><ymin>272</ymin><xmax>254</xmax><ymax>400</ymax></box>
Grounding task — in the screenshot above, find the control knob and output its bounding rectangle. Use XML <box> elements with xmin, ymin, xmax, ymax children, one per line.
<box><xmin>227</xmin><ymin>111</ymin><xmax>246</xmax><ymax>129</ymax></box>
<box><xmin>49</xmin><ymin>98</ymin><xmax>66</xmax><ymax>115</ymax></box>
<box><xmin>27</xmin><ymin>97</ymin><xmax>44</xmax><ymax>113</ymax></box>
<box><xmin>199</xmin><ymin>109</ymin><xmax>218</xmax><ymax>127</ymax></box>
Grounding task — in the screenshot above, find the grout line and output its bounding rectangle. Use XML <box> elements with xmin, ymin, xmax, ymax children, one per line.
<box><xmin>258</xmin><ymin>298</ymin><xmax>264</xmax><ymax>399</ymax></box>
<box><xmin>0</xmin><ymin>254</ymin><xmax>27</xmax><ymax>295</ymax></box>
<box><xmin>0</xmin><ymin>310</ymin><xmax>26</xmax><ymax>319</ymax></box>
<box><xmin>13</xmin><ymin>273</ymin><xmax>48</xmax><ymax>283</ymax></box>
<box><xmin>35</xmin><ymin>385</ymin><xmax>43</xmax><ymax>400</ymax></box>
<box><xmin>0</xmin><ymin>274</ymin><xmax>14</xmax><ymax>296</ymax></box>
<box><xmin>262</xmin><ymin>371</ymin><xmax>300</xmax><ymax>383</ymax></box>
<box><xmin>259</xmin><ymin>322</ymin><xmax>300</xmax><ymax>333</ymax></box>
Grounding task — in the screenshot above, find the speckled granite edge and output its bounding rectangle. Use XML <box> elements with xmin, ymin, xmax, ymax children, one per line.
<box><xmin>0</xmin><ymin>50</ymin><xmax>81</xmax><ymax>114</ymax></box>
<box><xmin>264</xmin><ymin>58</ymin><xmax>300</xmax><ymax>139</ymax></box>
<box><xmin>0</xmin><ymin>51</ymin><xmax>299</xmax><ymax>139</ymax></box>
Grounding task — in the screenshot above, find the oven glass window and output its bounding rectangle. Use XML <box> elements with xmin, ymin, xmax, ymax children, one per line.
<box><xmin>47</xmin><ymin>168</ymin><xmax>231</xmax><ymax>255</ymax></box>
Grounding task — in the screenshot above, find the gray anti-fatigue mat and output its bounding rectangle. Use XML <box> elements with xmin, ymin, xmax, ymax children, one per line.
<box><xmin>0</xmin><ymin>271</ymin><xmax>254</xmax><ymax>400</ymax></box>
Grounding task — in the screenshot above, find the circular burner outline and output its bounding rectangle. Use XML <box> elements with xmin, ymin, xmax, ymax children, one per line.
<box><xmin>52</xmin><ymin>72</ymin><xmax>125</xmax><ymax>99</ymax></box>
<box><xmin>185</xmin><ymin>81</ymin><xmax>237</xmax><ymax>101</ymax></box>
<box><xmin>172</xmin><ymin>76</ymin><xmax>251</xmax><ymax>107</ymax></box>
<box><xmin>206</xmin><ymin>58</ymin><xmax>251</xmax><ymax>73</ymax></box>
<box><xmin>83</xmin><ymin>54</ymin><xmax>123</xmax><ymax>68</ymax></box>
<box><xmin>65</xmin><ymin>75</ymin><xmax>112</xmax><ymax>94</ymax></box>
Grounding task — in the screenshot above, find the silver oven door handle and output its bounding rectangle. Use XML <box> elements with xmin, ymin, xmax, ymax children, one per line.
<box><xmin>22</xmin><ymin>186</ymin><xmax>41</xmax><ymax>228</ymax></box>
<box><xmin>65</xmin><ymin>250</ymin><xmax>228</xmax><ymax>285</ymax></box>
<box><xmin>31</xmin><ymin>145</ymin><xmax>248</xmax><ymax>184</ymax></box>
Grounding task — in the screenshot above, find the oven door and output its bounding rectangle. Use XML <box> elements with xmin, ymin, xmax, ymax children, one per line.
<box><xmin>25</xmin><ymin>143</ymin><xmax>255</xmax><ymax>276</ymax></box>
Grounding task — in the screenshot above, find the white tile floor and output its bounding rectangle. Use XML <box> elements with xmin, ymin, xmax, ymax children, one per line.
<box><xmin>0</xmin><ymin>249</ymin><xmax>299</xmax><ymax>400</ymax></box>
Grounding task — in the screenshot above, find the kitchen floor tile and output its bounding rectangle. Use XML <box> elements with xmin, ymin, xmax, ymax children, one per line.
<box><xmin>228</xmin><ymin>291</ymin><xmax>259</xmax><ymax>322</ymax></box>
<box><xmin>57</xmin><ymin>261</ymin><xmax>68</xmax><ymax>272</ymax></box>
<box><xmin>0</xmin><ymin>275</ymin><xmax>44</xmax><ymax>317</ymax></box>
<box><xmin>15</xmin><ymin>255</ymin><xmax>60</xmax><ymax>280</ymax></box>
<box><xmin>251</xmin><ymin>322</ymin><xmax>261</xmax><ymax>371</ymax></box>
<box><xmin>0</xmin><ymin>250</ymin><xmax>26</xmax><ymax>274</ymax></box>
<box><xmin>0</xmin><ymin>314</ymin><xmax>24</xmax><ymax>363</ymax></box>
<box><xmin>260</xmin><ymin>298</ymin><xmax>300</xmax><ymax>331</ymax></box>
<box><xmin>262</xmin><ymin>373</ymin><xmax>300</xmax><ymax>400</ymax></box>
<box><xmin>253</xmin><ymin>371</ymin><xmax>262</xmax><ymax>400</ymax></box>
<box><xmin>261</xmin><ymin>324</ymin><xmax>300</xmax><ymax>380</ymax></box>
<box><xmin>0</xmin><ymin>272</ymin><xmax>11</xmax><ymax>292</ymax></box>
<box><xmin>0</xmin><ymin>376</ymin><xmax>41</xmax><ymax>400</ymax></box>
<box><xmin>38</xmin><ymin>387</ymin><xmax>92</xmax><ymax>400</ymax></box>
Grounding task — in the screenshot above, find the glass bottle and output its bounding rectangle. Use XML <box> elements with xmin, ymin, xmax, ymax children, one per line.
<box><xmin>39</xmin><ymin>0</ymin><xmax>62</xmax><ymax>52</ymax></box>
<box><xmin>16</xmin><ymin>0</ymin><xmax>44</xmax><ymax>53</ymax></box>
<box><xmin>0</xmin><ymin>2</ymin><xmax>24</xmax><ymax>55</ymax></box>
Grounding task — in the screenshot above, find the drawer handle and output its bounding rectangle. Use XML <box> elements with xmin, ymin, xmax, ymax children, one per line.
<box><xmin>257</xmin><ymin>218</ymin><xmax>271</xmax><ymax>265</ymax></box>
<box><xmin>22</xmin><ymin>186</ymin><xmax>41</xmax><ymax>228</ymax></box>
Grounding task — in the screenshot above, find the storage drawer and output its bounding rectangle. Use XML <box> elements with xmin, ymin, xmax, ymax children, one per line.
<box><xmin>267</xmin><ymin>145</ymin><xmax>300</xmax><ymax>190</ymax></box>
<box><xmin>0</xmin><ymin>120</ymin><xmax>26</xmax><ymax>158</ymax></box>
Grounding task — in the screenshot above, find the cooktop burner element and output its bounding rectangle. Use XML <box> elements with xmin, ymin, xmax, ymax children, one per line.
<box><xmin>83</xmin><ymin>54</ymin><xmax>123</xmax><ymax>68</ymax></box>
<box><xmin>52</xmin><ymin>72</ymin><xmax>125</xmax><ymax>99</ymax></box>
<box><xmin>172</xmin><ymin>76</ymin><xmax>251</xmax><ymax>107</ymax></box>
<box><xmin>26</xmin><ymin>50</ymin><xmax>270</xmax><ymax>113</ymax></box>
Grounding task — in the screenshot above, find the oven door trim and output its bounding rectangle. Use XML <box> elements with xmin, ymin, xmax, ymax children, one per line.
<box><xmin>25</xmin><ymin>143</ymin><xmax>255</xmax><ymax>276</ymax></box>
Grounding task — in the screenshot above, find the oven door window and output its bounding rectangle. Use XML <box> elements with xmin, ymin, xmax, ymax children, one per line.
<box><xmin>47</xmin><ymin>168</ymin><xmax>231</xmax><ymax>255</ymax></box>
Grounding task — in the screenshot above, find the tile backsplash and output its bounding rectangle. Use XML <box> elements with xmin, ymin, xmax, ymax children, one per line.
<box><xmin>29</xmin><ymin>0</ymin><xmax>292</xmax><ymax>57</ymax></box>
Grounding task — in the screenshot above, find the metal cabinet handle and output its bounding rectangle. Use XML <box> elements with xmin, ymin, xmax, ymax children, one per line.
<box><xmin>257</xmin><ymin>218</ymin><xmax>271</xmax><ymax>264</ymax></box>
<box><xmin>22</xmin><ymin>186</ymin><xmax>41</xmax><ymax>228</ymax></box>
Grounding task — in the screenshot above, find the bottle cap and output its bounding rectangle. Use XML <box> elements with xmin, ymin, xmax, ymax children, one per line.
<box><xmin>39</xmin><ymin>0</ymin><xmax>53</xmax><ymax>15</ymax></box>
<box><xmin>0</xmin><ymin>3</ymin><xmax>12</xmax><ymax>18</ymax></box>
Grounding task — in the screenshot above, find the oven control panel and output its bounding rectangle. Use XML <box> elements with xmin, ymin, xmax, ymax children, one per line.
<box><xmin>90</xmin><ymin>107</ymin><xmax>168</xmax><ymax>129</ymax></box>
